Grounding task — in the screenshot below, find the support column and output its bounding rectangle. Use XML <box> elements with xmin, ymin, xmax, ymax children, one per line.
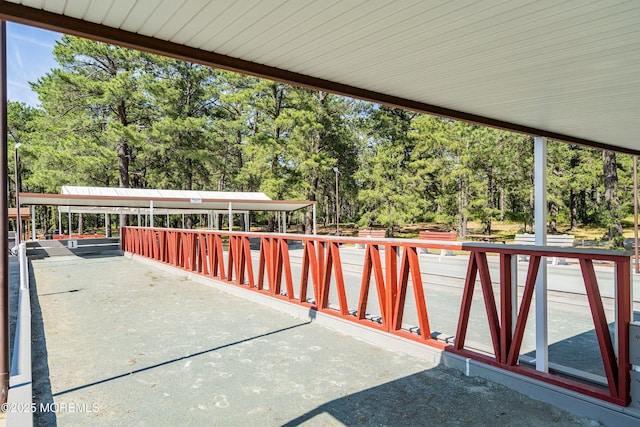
<box><xmin>0</xmin><ymin>20</ymin><xmax>9</xmax><ymax>405</ymax></box>
<box><xmin>534</xmin><ymin>136</ymin><xmax>548</xmax><ymax>373</ymax></box>
<box><xmin>68</xmin><ymin>209</ymin><xmax>72</xmax><ymax>239</ymax></box>
<box><xmin>137</xmin><ymin>209</ymin><xmax>141</xmax><ymax>227</ymax></box>
<box><xmin>58</xmin><ymin>208</ymin><xmax>62</xmax><ymax>236</ymax></box>
<box><xmin>282</xmin><ymin>212</ymin><xmax>287</xmax><ymax>234</ymax></box>
<box><xmin>149</xmin><ymin>201</ymin><xmax>154</xmax><ymax>228</ymax></box>
<box><xmin>31</xmin><ymin>205</ymin><xmax>36</xmax><ymax>241</ymax></box>
<box><xmin>313</xmin><ymin>204</ymin><xmax>317</xmax><ymax>235</ymax></box>
<box><xmin>228</xmin><ymin>203</ymin><xmax>233</xmax><ymax>232</ymax></box>
<box><xmin>244</xmin><ymin>212</ymin><xmax>249</xmax><ymax>232</ymax></box>
<box><xmin>181</xmin><ymin>214</ymin><xmax>185</xmax><ymax>229</ymax></box>
<box><xmin>214</xmin><ymin>212</ymin><xmax>219</xmax><ymax>230</ymax></box>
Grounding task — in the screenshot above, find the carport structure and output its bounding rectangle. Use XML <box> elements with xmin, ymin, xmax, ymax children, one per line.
<box><xmin>19</xmin><ymin>185</ymin><xmax>316</xmax><ymax>238</ymax></box>
<box><xmin>0</xmin><ymin>0</ymin><xmax>639</xmax><ymax>414</ymax></box>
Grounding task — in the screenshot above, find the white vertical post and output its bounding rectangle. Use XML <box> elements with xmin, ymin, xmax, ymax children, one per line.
<box><xmin>149</xmin><ymin>200</ymin><xmax>154</xmax><ymax>228</ymax></box>
<box><xmin>137</xmin><ymin>209</ymin><xmax>141</xmax><ymax>227</ymax></box>
<box><xmin>58</xmin><ymin>208</ymin><xmax>62</xmax><ymax>236</ymax></box>
<box><xmin>181</xmin><ymin>214</ymin><xmax>185</xmax><ymax>229</ymax></box>
<box><xmin>30</xmin><ymin>205</ymin><xmax>35</xmax><ymax>241</ymax></box>
<box><xmin>68</xmin><ymin>209</ymin><xmax>72</xmax><ymax>239</ymax></box>
<box><xmin>166</xmin><ymin>214</ymin><xmax>169</xmax><ymax>228</ymax></box>
<box><xmin>228</xmin><ymin>203</ymin><xmax>233</xmax><ymax>232</ymax></box>
<box><xmin>313</xmin><ymin>204</ymin><xmax>317</xmax><ymax>235</ymax></box>
<box><xmin>282</xmin><ymin>212</ymin><xmax>287</xmax><ymax>233</ymax></box>
<box><xmin>511</xmin><ymin>254</ymin><xmax>518</xmax><ymax>333</ymax></box>
<box><xmin>214</xmin><ymin>212</ymin><xmax>219</xmax><ymax>230</ymax></box>
<box><xmin>245</xmin><ymin>212</ymin><xmax>249</xmax><ymax>232</ymax></box>
<box><xmin>534</xmin><ymin>136</ymin><xmax>548</xmax><ymax>373</ymax></box>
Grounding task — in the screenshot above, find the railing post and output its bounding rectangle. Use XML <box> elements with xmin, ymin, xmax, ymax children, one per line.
<box><xmin>385</xmin><ymin>244</ymin><xmax>397</xmax><ymax>331</ymax></box>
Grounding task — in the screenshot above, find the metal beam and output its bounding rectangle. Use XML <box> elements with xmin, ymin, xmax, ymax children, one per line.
<box><xmin>0</xmin><ymin>19</ymin><xmax>8</xmax><ymax>406</ymax></box>
<box><xmin>534</xmin><ymin>136</ymin><xmax>548</xmax><ymax>373</ymax></box>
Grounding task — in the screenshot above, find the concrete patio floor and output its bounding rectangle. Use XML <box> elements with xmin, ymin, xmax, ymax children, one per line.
<box><xmin>29</xmin><ymin>254</ymin><xmax>600</xmax><ymax>426</ymax></box>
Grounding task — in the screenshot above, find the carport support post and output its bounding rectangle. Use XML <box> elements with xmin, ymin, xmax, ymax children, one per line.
<box><xmin>244</xmin><ymin>212</ymin><xmax>249</xmax><ymax>232</ymax></box>
<box><xmin>68</xmin><ymin>209</ymin><xmax>72</xmax><ymax>239</ymax></box>
<box><xmin>31</xmin><ymin>205</ymin><xmax>35</xmax><ymax>240</ymax></box>
<box><xmin>58</xmin><ymin>208</ymin><xmax>62</xmax><ymax>236</ymax></box>
<box><xmin>149</xmin><ymin>200</ymin><xmax>154</xmax><ymax>228</ymax></box>
<box><xmin>0</xmin><ymin>20</ymin><xmax>9</xmax><ymax>405</ymax></box>
<box><xmin>534</xmin><ymin>136</ymin><xmax>548</xmax><ymax>373</ymax></box>
<box><xmin>313</xmin><ymin>203</ymin><xmax>317</xmax><ymax>235</ymax></box>
<box><xmin>228</xmin><ymin>203</ymin><xmax>233</xmax><ymax>232</ymax></box>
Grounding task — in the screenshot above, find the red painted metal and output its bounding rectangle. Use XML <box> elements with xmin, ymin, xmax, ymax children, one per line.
<box><xmin>579</xmin><ymin>258</ymin><xmax>619</xmax><ymax>397</ymax></box>
<box><xmin>121</xmin><ymin>227</ymin><xmax>633</xmax><ymax>406</ymax></box>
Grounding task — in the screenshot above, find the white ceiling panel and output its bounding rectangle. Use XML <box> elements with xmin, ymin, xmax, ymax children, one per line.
<box><xmin>151</xmin><ymin>0</ymin><xmax>210</xmax><ymax>41</ymax></box>
<box><xmin>82</xmin><ymin>0</ymin><xmax>114</xmax><ymax>24</ymax></box>
<box><xmin>2</xmin><ymin>0</ymin><xmax>640</xmax><ymax>152</ymax></box>
<box><xmin>62</xmin><ymin>0</ymin><xmax>89</xmax><ymax>20</ymax></box>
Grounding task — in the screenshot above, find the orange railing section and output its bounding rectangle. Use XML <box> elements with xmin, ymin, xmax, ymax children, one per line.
<box><xmin>121</xmin><ymin>227</ymin><xmax>632</xmax><ymax>406</ymax></box>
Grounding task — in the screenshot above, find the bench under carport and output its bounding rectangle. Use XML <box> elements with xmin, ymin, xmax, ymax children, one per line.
<box><xmin>514</xmin><ymin>233</ymin><xmax>575</xmax><ymax>265</ymax></box>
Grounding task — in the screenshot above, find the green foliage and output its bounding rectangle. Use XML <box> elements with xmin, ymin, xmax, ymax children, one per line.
<box><xmin>8</xmin><ymin>37</ymin><xmax>633</xmax><ymax>238</ymax></box>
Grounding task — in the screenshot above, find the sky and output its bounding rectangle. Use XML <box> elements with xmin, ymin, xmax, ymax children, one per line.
<box><xmin>7</xmin><ymin>22</ymin><xmax>61</xmax><ymax>107</ymax></box>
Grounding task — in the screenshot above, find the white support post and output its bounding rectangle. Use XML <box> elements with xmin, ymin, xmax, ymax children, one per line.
<box><xmin>245</xmin><ymin>212</ymin><xmax>249</xmax><ymax>232</ymax></box>
<box><xmin>166</xmin><ymin>214</ymin><xmax>169</xmax><ymax>228</ymax></box>
<box><xmin>313</xmin><ymin>204</ymin><xmax>317</xmax><ymax>235</ymax></box>
<box><xmin>228</xmin><ymin>203</ymin><xmax>233</xmax><ymax>232</ymax></box>
<box><xmin>534</xmin><ymin>136</ymin><xmax>548</xmax><ymax>373</ymax></box>
<box><xmin>149</xmin><ymin>200</ymin><xmax>154</xmax><ymax>228</ymax></box>
<box><xmin>511</xmin><ymin>254</ymin><xmax>518</xmax><ymax>333</ymax></box>
<box><xmin>68</xmin><ymin>209</ymin><xmax>72</xmax><ymax>239</ymax></box>
<box><xmin>58</xmin><ymin>208</ymin><xmax>62</xmax><ymax>236</ymax></box>
<box><xmin>282</xmin><ymin>212</ymin><xmax>287</xmax><ymax>234</ymax></box>
<box><xmin>214</xmin><ymin>212</ymin><xmax>219</xmax><ymax>230</ymax></box>
<box><xmin>137</xmin><ymin>209</ymin><xmax>141</xmax><ymax>227</ymax></box>
<box><xmin>31</xmin><ymin>205</ymin><xmax>35</xmax><ymax>241</ymax></box>
<box><xmin>181</xmin><ymin>214</ymin><xmax>185</xmax><ymax>229</ymax></box>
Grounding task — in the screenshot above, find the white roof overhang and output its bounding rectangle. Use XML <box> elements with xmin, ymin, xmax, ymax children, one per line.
<box><xmin>20</xmin><ymin>192</ymin><xmax>314</xmax><ymax>213</ymax></box>
<box><xmin>1</xmin><ymin>1</ymin><xmax>639</xmax><ymax>154</ymax></box>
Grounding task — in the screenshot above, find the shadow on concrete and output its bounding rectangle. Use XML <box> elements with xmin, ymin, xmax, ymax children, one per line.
<box><xmin>279</xmin><ymin>362</ymin><xmax>591</xmax><ymax>426</ymax></box>
<box><xmin>38</xmin><ymin>289</ymin><xmax>81</xmax><ymax>297</ymax></box>
<box><xmin>26</xmin><ymin>239</ymin><xmax>121</xmax><ymax>260</ymax></box>
<box><xmin>30</xmin><ymin>262</ymin><xmax>57</xmax><ymax>427</ymax></box>
<box><xmin>52</xmin><ymin>321</ymin><xmax>311</xmax><ymax>397</ymax></box>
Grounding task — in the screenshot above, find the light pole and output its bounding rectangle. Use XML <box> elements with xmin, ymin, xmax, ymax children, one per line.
<box><xmin>333</xmin><ymin>167</ymin><xmax>339</xmax><ymax>235</ymax></box>
<box><xmin>14</xmin><ymin>142</ymin><xmax>21</xmax><ymax>245</ymax></box>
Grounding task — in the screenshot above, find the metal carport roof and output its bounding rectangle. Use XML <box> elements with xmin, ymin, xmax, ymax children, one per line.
<box><xmin>19</xmin><ymin>192</ymin><xmax>314</xmax><ymax>213</ymax></box>
<box><xmin>1</xmin><ymin>0</ymin><xmax>639</xmax><ymax>153</ymax></box>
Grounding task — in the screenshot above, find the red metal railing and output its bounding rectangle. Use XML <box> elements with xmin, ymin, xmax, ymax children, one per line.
<box><xmin>121</xmin><ymin>227</ymin><xmax>632</xmax><ymax>406</ymax></box>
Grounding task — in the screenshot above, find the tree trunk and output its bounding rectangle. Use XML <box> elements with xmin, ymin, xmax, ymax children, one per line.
<box><xmin>458</xmin><ymin>177</ymin><xmax>468</xmax><ymax>239</ymax></box>
<box><xmin>603</xmin><ymin>150</ymin><xmax>623</xmax><ymax>244</ymax></box>
<box><xmin>569</xmin><ymin>189</ymin><xmax>578</xmax><ymax>230</ymax></box>
<box><xmin>549</xmin><ymin>201</ymin><xmax>558</xmax><ymax>233</ymax></box>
